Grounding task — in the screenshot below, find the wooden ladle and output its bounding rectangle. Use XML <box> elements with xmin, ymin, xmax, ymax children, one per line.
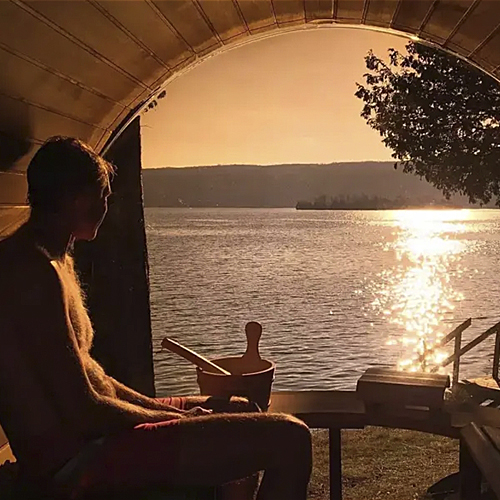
<box><xmin>238</xmin><ymin>321</ymin><xmax>269</xmax><ymax>373</ymax></box>
<box><xmin>161</xmin><ymin>337</ymin><xmax>231</xmax><ymax>375</ymax></box>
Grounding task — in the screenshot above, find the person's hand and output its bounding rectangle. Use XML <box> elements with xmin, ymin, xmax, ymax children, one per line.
<box><xmin>183</xmin><ymin>406</ymin><xmax>213</xmax><ymax>417</ymax></box>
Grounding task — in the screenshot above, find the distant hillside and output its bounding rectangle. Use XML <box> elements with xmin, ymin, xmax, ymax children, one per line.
<box><xmin>141</xmin><ymin>162</ymin><xmax>473</xmax><ymax>208</ymax></box>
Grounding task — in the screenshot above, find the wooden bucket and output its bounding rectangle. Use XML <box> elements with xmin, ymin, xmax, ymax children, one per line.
<box><xmin>196</xmin><ymin>357</ymin><xmax>276</xmax><ymax>411</ymax></box>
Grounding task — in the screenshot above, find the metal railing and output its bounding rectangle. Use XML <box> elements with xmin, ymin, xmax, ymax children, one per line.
<box><xmin>428</xmin><ymin>318</ymin><xmax>500</xmax><ymax>386</ymax></box>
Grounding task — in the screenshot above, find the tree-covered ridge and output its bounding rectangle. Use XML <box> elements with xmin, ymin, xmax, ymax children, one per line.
<box><xmin>142</xmin><ymin>163</ymin><xmax>462</xmax><ymax>208</ymax></box>
<box><xmin>355</xmin><ymin>42</ymin><xmax>500</xmax><ymax>205</ymax></box>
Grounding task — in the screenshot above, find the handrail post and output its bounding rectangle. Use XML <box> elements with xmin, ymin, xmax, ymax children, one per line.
<box><xmin>452</xmin><ymin>329</ymin><xmax>463</xmax><ymax>387</ymax></box>
<box><xmin>432</xmin><ymin>321</ymin><xmax>500</xmax><ymax>373</ymax></box>
<box><xmin>439</xmin><ymin>318</ymin><xmax>472</xmax><ymax>348</ymax></box>
<box><xmin>493</xmin><ymin>331</ymin><xmax>500</xmax><ymax>383</ymax></box>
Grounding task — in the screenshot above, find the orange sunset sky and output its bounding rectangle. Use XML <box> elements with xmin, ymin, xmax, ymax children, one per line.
<box><xmin>141</xmin><ymin>27</ymin><xmax>408</xmax><ymax>168</ymax></box>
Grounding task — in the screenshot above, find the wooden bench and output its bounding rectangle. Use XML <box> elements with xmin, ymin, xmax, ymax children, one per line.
<box><xmin>270</xmin><ymin>388</ymin><xmax>464</xmax><ymax>500</ymax></box>
<box><xmin>460</xmin><ymin>422</ymin><xmax>500</xmax><ymax>499</ymax></box>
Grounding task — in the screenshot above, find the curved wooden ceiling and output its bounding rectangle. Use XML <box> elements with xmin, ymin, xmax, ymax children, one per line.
<box><xmin>1</xmin><ymin>0</ymin><xmax>500</xmax><ymax>208</ymax></box>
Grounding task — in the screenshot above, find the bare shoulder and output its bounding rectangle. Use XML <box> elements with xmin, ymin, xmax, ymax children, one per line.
<box><xmin>0</xmin><ymin>233</ymin><xmax>65</xmax><ymax>318</ymax></box>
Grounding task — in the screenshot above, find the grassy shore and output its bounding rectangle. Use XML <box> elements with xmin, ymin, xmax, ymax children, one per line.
<box><xmin>308</xmin><ymin>427</ymin><xmax>459</xmax><ymax>500</ymax></box>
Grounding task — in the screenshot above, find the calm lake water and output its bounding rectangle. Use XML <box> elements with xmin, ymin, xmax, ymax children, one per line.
<box><xmin>145</xmin><ymin>208</ymin><xmax>500</xmax><ymax>397</ymax></box>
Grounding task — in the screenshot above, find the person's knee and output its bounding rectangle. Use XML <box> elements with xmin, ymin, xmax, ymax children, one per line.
<box><xmin>268</xmin><ymin>413</ymin><xmax>311</xmax><ymax>448</ymax></box>
<box><xmin>284</xmin><ymin>414</ymin><xmax>311</xmax><ymax>443</ymax></box>
<box><xmin>262</xmin><ymin>414</ymin><xmax>311</xmax><ymax>471</ymax></box>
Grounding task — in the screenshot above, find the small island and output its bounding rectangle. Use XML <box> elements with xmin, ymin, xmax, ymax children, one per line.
<box><xmin>295</xmin><ymin>194</ymin><xmax>464</xmax><ymax>210</ymax></box>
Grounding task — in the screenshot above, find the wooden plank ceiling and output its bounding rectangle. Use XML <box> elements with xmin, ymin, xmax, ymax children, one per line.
<box><xmin>0</xmin><ymin>0</ymin><xmax>499</xmax><ymax>210</ymax></box>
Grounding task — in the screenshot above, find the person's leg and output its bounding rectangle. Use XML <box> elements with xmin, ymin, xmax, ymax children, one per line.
<box><xmin>175</xmin><ymin>396</ymin><xmax>261</xmax><ymax>500</ymax></box>
<box><xmin>159</xmin><ymin>395</ymin><xmax>262</xmax><ymax>499</ymax></box>
<box><xmin>78</xmin><ymin>412</ymin><xmax>312</xmax><ymax>500</ymax></box>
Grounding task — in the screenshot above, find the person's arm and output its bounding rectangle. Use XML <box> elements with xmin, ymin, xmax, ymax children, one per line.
<box><xmin>18</xmin><ymin>260</ymin><xmax>184</xmax><ymax>437</ymax></box>
<box><xmin>100</xmin><ymin>371</ymin><xmax>183</xmax><ymax>412</ymax></box>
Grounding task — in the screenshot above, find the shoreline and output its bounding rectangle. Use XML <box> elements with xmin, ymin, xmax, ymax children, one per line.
<box><xmin>295</xmin><ymin>206</ymin><xmax>473</xmax><ymax>211</ymax></box>
<box><xmin>144</xmin><ymin>206</ymin><xmax>496</xmax><ymax>210</ymax></box>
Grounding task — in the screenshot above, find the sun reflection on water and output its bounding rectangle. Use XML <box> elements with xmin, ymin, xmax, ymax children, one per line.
<box><xmin>373</xmin><ymin>210</ymin><xmax>471</xmax><ymax>372</ymax></box>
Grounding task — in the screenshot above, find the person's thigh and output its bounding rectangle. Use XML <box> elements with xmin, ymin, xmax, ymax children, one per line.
<box><xmin>78</xmin><ymin>412</ymin><xmax>307</xmax><ymax>491</ymax></box>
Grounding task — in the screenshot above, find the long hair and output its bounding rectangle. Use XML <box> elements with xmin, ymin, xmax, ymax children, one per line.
<box><xmin>27</xmin><ymin>136</ymin><xmax>114</xmax><ymax>213</ymax></box>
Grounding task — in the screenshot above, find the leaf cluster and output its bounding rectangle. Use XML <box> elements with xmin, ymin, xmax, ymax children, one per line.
<box><xmin>355</xmin><ymin>42</ymin><xmax>500</xmax><ymax>205</ymax></box>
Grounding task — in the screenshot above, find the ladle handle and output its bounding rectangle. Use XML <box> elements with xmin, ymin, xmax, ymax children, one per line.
<box><xmin>244</xmin><ymin>321</ymin><xmax>262</xmax><ymax>360</ymax></box>
<box><xmin>162</xmin><ymin>338</ymin><xmax>231</xmax><ymax>376</ymax></box>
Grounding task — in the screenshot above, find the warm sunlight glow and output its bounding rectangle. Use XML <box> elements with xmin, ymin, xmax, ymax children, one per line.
<box><xmin>141</xmin><ymin>29</ymin><xmax>408</xmax><ymax>168</ymax></box>
<box><xmin>372</xmin><ymin>210</ymin><xmax>472</xmax><ymax>372</ymax></box>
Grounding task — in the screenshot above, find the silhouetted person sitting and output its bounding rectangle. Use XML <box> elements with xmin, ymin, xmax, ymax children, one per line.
<box><xmin>0</xmin><ymin>137</ymin><xmax>312</xmax><ymax>499</ymax></box>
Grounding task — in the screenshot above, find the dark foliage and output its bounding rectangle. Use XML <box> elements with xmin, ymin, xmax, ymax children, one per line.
<box><xmin>355</xmin><ymin>42</ymin><xmax>500</xmax><ymax>205</ymax></box>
